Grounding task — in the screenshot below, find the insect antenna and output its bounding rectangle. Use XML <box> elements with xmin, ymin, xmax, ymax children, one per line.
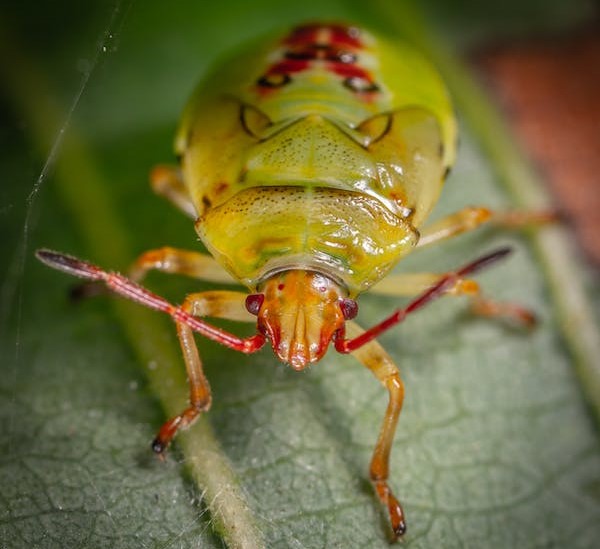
<box><xmin>36</xmin><ymin>249</ymin><xmax>266</xmax><ymax>353</ymax></box>
<box><xmin>335</xmin><ymin>247</ymin><xmax>513</xmax><ymax>352</ymax></box>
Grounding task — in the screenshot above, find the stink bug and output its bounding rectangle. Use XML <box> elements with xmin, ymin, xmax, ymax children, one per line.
<box><xmin>37</xmin><ymin>23</ymin><xmax>554</xmax><ymax>540</ymax></box>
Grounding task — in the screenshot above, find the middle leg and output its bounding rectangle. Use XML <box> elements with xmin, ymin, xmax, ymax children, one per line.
<box><xmin>371</xmin><ymin>270</ymin><xmax>535</xmax><ymax>327</ymax></box>
<box><xmin>416</xmin><ymin>205</ymin><xmax>556</xmax><ymax>249</ymax></box>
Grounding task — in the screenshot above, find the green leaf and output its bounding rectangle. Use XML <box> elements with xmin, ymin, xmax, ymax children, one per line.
<box><xmin>2</xmin><ymin>1</ymin><xmax>600</xmax><ymax>548</ymax></box>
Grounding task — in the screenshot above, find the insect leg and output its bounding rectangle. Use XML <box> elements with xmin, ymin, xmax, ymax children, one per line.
<box><xmin>416</xmin><ymin>206</ymin><xmax>557</xmax><ymax>248</ymax></box>
<box><xmin>152</xmin><ymin>290</ymin><xmax>254</xmax><ymax>453</ymax></box>
<box><xmin>150</xmin><ymin>164</ymin><xmax>197</xmax><ymax>218</ymax></box>
<box><xmin>372</xmin><ymin>272</ymin><xmax>478</xmax><ymax>297</ymax></box>
<box><xmin>345</xmin><ymin>320</ymin><xmax>406</xmax><ymax>540</ymax></box>
<box><xmin>129</xmin><ymin>247</ymin><xmax>236</xmax><ymax>285</ymax></box>
<box><xmin>370</xmin><ymin>272</ymin><xmax>534</xmax><ymax>327</ymax></box>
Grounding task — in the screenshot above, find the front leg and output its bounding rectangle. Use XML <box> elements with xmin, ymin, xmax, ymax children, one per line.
<box><xmin>152</xmin><ymin>290</ymin><xmax>254</xmax><ymax>453</ymax></box>
<box><xmin>345</xmin><ymin>320</ymin><xmax>406</xmax><ymax>540</ymax></box>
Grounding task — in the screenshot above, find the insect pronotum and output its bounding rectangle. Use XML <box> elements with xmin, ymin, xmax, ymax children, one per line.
<box><xmin>37</xmin><ymin>22</ymin><xmax>554</xmax><ymax>540</ymax></box>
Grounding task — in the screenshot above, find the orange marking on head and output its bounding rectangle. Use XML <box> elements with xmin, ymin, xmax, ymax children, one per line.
<box><xmin>256</xmin><ymin>270</ymin><xmax>346</xmax><ymax>370</ymax></box>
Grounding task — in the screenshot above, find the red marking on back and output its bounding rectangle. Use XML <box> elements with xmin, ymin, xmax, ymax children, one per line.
<box><xmin>329</xmin><ymin>25</ymin><xmax>362</xmax><ymax>48</ymax></box>
<box><xmin>285</xmin><ymin>24</ymin><xmax>363</xmax><ymax>49</ymax></box>
<box><xmin>328</xmin><ymin>62</ymin><xmax>369</xmax><ymax>79</ymax></box>
<box><xmin>268</xmin><ymin>59</ymin><xmax>310</xmax><ymax>75</ymax></box>
<box><xmin>256</xmin><ymin>23</ymin><xmax>379</xmax><ymax>98</ymax></box>
<box><xmin>284</xmin><ymin>24</ymin><xmax>320</xmax><ymax>46</ymax></box>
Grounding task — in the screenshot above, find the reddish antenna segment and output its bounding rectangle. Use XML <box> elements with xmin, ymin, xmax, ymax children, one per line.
<box><xmin>36</xmin><ymin>247</ymin><xmax>512</xmax><ymax>357</ymax></box>
<box><xmin>35</xmin><ymin>249</ymin><xmax>266</xmax><ymax>354</ymax></box>
<box><xmin>335</xmin><ymin>247</ymin><xmax>513</xmax><ymax>353</ymax></box>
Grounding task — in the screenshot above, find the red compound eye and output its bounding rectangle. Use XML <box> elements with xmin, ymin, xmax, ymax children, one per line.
<box><xmin>340</xmin><ymin>298</ymin><xmax>358</xmax><ymax>320</ymax></box>
<box><xmin>245</xmin><ymin>294</ymin><xmax>264</xmax><ymax>315</ymax></box>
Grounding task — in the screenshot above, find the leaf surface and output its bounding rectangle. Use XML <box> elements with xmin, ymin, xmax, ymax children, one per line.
<box><xmin>2</xmin><ymin>1</ymin><xmax>600</xmax><ymax>547</ymax></box>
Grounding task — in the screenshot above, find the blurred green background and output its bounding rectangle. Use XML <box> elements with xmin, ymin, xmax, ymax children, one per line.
<box><xmin>1</xmin><ymin>1</ymin><xmax>599</xmax><ymax>547</ymax></box>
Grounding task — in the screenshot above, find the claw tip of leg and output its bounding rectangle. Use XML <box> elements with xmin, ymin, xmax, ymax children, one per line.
<box><xmin>392</xmin><ymin>521</ymin><xmax>407</xmax><ymax>540</ymax></box>
<box><xmin>151</xmin><ymin>438</ymin><xmax>166</xmax><ymax>454</ymax></box>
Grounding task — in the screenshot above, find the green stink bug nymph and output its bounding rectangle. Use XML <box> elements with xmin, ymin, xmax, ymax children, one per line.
<box><xmin>37</xmin><ymin>22</ymin><xmax>554</xmax><ymax>540</ymax></box>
